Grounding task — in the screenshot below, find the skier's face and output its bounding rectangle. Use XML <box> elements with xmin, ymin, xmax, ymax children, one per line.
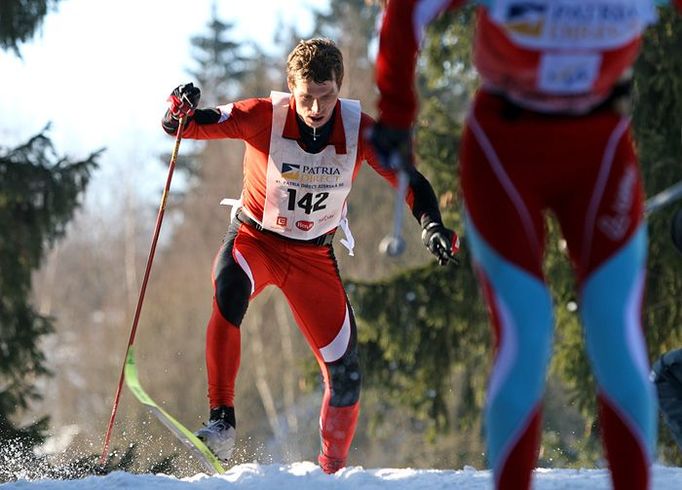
<box><xmin>289</xmin><ymin>76</ymin><xmax>339</xmax><ymax>129</ymax></box>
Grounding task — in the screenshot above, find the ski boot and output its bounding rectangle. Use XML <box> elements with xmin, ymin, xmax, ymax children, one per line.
<box><xmin>196</xmin><ymin>406</ymin><xmax>236</xmax><ymax>462</ymax></box>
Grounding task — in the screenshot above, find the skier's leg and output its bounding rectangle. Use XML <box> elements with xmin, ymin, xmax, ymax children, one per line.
<box><xmin>460</xmin><ymin>102</ymin><xmax>553</xmax><ymax>490</ymax></box>
<box><xmin>316</xmin><ymin>323</ymin><xmax>360</xmax><ymax>475</ymax></box>
<box><xmin>206</xmin><ymin>221</ymin><xmax>271</xmax><ymax>410</ymax></box>
<box><xmin>466</xmin><ymin>223</ymin><xmax>553</xmax><ymax>490</ymax></box>
<box><xmin>200</xmin><ymin>222</ymin><xmax>276</xmax><ymax>461</ymax></box>
<box><xmin>584</xmin><ymin>236</ymin><xmax>655</xmax><ymax>490</ymax></box>
<box><xmin>282</xmin><ymin>245</ymin><xmax>361</xmax><ymax>474</ymax></box>
<box><xmin>558</xmin><ymin>119</ymin><xmax>656</xmax><ymax>490</ymax></box>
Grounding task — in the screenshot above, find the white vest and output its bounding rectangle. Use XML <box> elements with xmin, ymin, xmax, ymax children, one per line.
<box><xmin>260</xmin><ymin>91</ymin><xmax>361</xmax><ymax>245</ymax></box>
<box><xmin>489</xmin><ymin>0</ymin><xmax>657</xmax><ymax>50</ymax></box>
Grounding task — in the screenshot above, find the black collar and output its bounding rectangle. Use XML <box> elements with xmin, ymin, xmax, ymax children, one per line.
<box><xmin>295</xmin><ymin>110</ymin><xmax>335</xmax><ymax>154</ymax></box>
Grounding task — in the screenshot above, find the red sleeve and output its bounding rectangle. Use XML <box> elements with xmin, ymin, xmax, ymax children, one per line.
<box><xmin>182</xmin><ymin>97</ymin><xmax>271</xmax><ymax>140</ymax></box>
<box><xmin>376</xmin><ymin>0</ymin><xmax>464</xmax><ymax>129</ymax></box>
<box><xmin>675</xmin><ymin>0</ymin><xmax>682</xmax><ymax>12</ymax></box>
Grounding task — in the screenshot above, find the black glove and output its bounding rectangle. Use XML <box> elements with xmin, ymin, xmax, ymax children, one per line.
<box><xmin>367</xmin><ymin>121</ymin><xmax>413</xmax><ymax>172</ymax></box>
<box><xmin>167</xmin><ymin>82</ymin><xmax>201</xmax><ymax>119</ymax></box>
<box><xmin>422</xmin><ymin>219</ymin><xmax>460</xmax><ymax>266</ymax></box>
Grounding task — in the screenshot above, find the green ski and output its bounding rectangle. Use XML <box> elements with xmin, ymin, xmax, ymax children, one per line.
<box><xmin>124</xmin><ymin>347</ymin><xmax>226</xmax><ymax>474</ymax></box>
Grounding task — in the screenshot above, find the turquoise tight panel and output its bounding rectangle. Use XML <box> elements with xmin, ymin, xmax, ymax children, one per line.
<box><xmin>581</xmin><ymin>225</ymin><xmax>656</xmax><ymax>460</ymax></box>
<box><xmin>467</xmin><ymin>219</ymin><xmax>554</xmax><ymax>474</ymax></box>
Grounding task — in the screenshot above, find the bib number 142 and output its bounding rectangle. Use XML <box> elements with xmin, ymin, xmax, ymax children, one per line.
<box><xmin>286</xmin><ymin>189</ymin><xmax>329</xmax><ymax>215</ymax></box>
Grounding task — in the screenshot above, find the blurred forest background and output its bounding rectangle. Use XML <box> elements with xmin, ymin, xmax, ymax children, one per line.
<box><xmin>1</xmin><ymin>0</ymin><xmax>682</xmax><ymax>480</ymax></box>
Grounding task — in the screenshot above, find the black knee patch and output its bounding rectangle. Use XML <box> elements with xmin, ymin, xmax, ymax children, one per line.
<box><xmin>215</xmin><ymin>267</ymin><xmax>251</xmax><ymax>326</ymax></box>
<box><xmin>327</xmin><ymin>348</ymin><xmax>362</xmax><ymax>407</ymax></box>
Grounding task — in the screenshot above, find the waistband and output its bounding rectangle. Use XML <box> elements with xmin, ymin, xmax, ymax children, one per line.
<box><xmin>235</xmin><ymin>209</ymin><xmax>335</xmax><ymax>247</ymax></box>
<box><xmin>481</xmin><ymin>81</ymin><xmax>632</xmax><ymax>120</ymax></box>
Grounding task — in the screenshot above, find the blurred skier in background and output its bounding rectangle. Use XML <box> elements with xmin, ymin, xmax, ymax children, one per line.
<box><xmin>371</xmin><ymin>0</ymin><xmax>682</xmax><ymax>488</ymax></box>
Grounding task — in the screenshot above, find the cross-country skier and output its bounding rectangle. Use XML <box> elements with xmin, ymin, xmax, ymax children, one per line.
<box><xmin>370</xmin><ymin>1</ymin><xmax>682</xmax><ymax>489</ymax></box>
<box><xmin>162</xmin><ymin>38</ymin><xmax>459</xmax><ymax>473</ymax></box>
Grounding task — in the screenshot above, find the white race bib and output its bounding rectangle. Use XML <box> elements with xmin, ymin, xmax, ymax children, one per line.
<box><xmin>490</xmin><ymin>0</ymin><xmax>657</xmax><ymax>50</ymax></box>
<box><xmin>261</xmin><ymin>91</ymin><xmax>360</xmax><ymax>241</ymax></box>
<box><xmin>538</xmin><ymin>52</ymin><xmax>602</xmax><ymax>93</ymax></box>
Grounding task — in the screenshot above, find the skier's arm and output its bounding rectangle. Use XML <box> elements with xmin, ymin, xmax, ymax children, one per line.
<box><xmin>361</xmin><ymin>116</ymin><xmax>461</xmax><ymax>264</ymax></box>
<box><xmin>376</xmin><ymin>0</ymin><xmax>465</xmax><ymax>129</ymax></box>
<box><xmin>161</xmin><ymin>83</ymin><xmax>262</xmax><ymax>140</ymax></box>
<box><xmin>370</xmin><ymin>0</ymin><xmax>468</xmax><ymax>173</ymax></box>
<box><xmin>162</xmin><ymin>107</ymin><xmax>222</xmax><ymax>136</ymax></box>
<box><xmin>360</xmin><ymin>115</ymin><xmax>438</xmax><ymax>223</ymax></box>
<box><xmin>368</xmin><ymin>151</ymin><xmax>442</xmax><ymax>226</ymax></box>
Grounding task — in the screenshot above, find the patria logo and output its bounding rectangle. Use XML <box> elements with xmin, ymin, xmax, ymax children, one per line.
<box><xmin>281</xmin><ymin>162</ymin><xmax>343</xmax><ymax>184</ymax></box>
<box><xmin>505</xmin><ymin>2</ymin><xmax>546</xmax><ymax>37</ymax></box>
<box><xmin>503</xmin><ymin>1</ymin><xmax>644</xmax><ymax>45</ymax></box>
<box><xmin>282</xmin><ymin>163</ymin><xmax>301</xmax><ymax>180</ymax></box>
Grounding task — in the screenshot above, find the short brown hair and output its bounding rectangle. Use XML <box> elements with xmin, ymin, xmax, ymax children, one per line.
<box><xmin>286</xmin><ymin>38</ymin><xmax>344</xmax><ymax>88</ymax></box>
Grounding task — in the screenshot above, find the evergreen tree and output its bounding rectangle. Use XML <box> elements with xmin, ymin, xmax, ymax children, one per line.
<box><xmin>167</xmin><ymin>6</ymin><xmax>276</xmax><ymax>180</ymax></box>
<box><xmin>312</xmin><ymin>0</ymin><xmax>380</xmax><ymax>63</ymax></box>
<box><xmin>186</xmin><ymin>4</ymin><xmax>264</xmax><ymax>106</ymax></box>
<box><xmin>0</xmin><ymin>0</ymin><xmax>99</xmax><ymax>465</ymax></box>
<box><xmin>0</xmin><ymin>0</ymin><xmax>61</xmax><ymax>55</ymax></box>
<box><xmin>0</xmin><ymin>130</ymin><xmax>99</xmax><ymax>450</ymax></box>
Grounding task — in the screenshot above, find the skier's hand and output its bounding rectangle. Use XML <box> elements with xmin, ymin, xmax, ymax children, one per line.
<box><xmin>367</xmin><ymin>121</ymin><xmax>413</xmax><ymax>172</ymax></box>
<box><xmin>422</xmin><ymin>219</ymin><xmax>460</xmax><ymax>266</ymax></box>
<box><xmin>168</xmin><ymin>83</ymin><xmax>201</xmax><ymax>120</ymax></box>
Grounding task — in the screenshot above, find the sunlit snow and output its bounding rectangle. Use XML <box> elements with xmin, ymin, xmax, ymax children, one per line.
<box><xmin>2</xmin><ymin>462</ymin><xmax>682</xmax><ymax>489</ymax></box>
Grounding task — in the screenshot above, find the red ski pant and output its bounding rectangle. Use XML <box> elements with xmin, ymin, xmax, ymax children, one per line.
<box><xmin>461</xmin><ymin>91</ymin><xmax>656</xmax><ymax>490</ymax></box>
<box><xmin>205</xmin><ymin>218</ymin><xmax>361</xmax><ymax>470</ymax></box>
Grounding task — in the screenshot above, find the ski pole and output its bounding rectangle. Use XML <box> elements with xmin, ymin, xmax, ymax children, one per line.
<box><xmin>378</xmin><ymin>152</ymin><xmax>409</xmax><ymax>257</ymax></box>
<box><xmin>99</xmin><ymin>115</ymin><xmax>186</xmax><ymax>466</ymax></box>
<box><xmin>645</xmin><ymin>180</ymin><xmax>682</xmax><ymax>216</ymax></box>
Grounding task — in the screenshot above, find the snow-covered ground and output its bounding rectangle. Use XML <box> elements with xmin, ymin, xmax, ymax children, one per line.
<box><xmin>2</xmin><ymin>462</ymin><xmax>682</xmax><ymax>489</ymax></box>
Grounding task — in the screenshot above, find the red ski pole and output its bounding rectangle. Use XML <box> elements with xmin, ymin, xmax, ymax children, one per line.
<box><xmin>98</xmin><ymin>116</ymin><xmax>185</xmax><ymax>466</ymax></box>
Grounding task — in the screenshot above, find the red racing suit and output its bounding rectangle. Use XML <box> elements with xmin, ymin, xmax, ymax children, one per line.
<box><xmin>376</xmin><ymin>1</ymin><xmax>681</xmax><ymax>489</ymax></box>
<box><xmin>163</xmin><ymin>91</ymin><xmax>445</xmax><ymax>472</ymax></box>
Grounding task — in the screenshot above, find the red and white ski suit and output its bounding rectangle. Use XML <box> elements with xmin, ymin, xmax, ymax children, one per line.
<box><xmin>376</xmin><ymin>1</ymin><xmax>681</xmax><ymax>489</ymax></box>
<box><xmin>164</xmin><ymin>92</ymin><xmax>443</xmax><ymax>472</ymax></box>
